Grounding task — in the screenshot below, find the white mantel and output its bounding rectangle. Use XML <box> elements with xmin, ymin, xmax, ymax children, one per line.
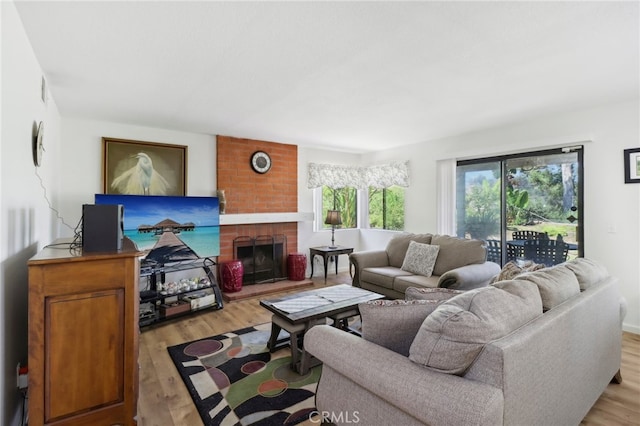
<box><xmin>219</xmin><ymin>212</ymin><xmax>314</xmax><ymax>225</ymax></box>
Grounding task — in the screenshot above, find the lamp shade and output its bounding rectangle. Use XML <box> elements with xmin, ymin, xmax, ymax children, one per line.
<box><xmin>324</xmin><ymin>210</ymin><xmax>342</xmax><ymax>226</ymax></box>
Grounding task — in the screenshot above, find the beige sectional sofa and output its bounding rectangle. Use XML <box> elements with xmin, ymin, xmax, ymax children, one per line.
<box><xmin>349</xmin><ymin>233</ymin><xmax>501</xmax><ymax>298</ymax></box>
<box><xmin>306</xmin><ymin>258</ymin><xmax>625</xmax><ymax>426</ymax></box>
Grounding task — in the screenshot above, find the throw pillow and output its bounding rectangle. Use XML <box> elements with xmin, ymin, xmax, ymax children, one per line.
<box><xmin>491</xmin><ymin>260</ymin><xmax>546</xmax><ymax>283</ymax></box>
<box><xmin>405</xmin><ymin>287</ymin><xmax>464</xmax><ymax>301</ymax></box>
<box><xmin>360</xmin><ymin>299</ymin><xmax>443</xmax><ymax>356</ymax></box>
<box><xmin>386</xmin><ymin>233</ymin><xmax>434</xmax><ymax>267</ymax></box>
<box><xmin>400</xmin><ymin>241</ymin><xmax>440</xmax><ymax>277</ymax></box>
<box><xmin>409</xmin><ymin>280</ymin><xmax>542</xmax><ymax>375</ymax></box>
<box><xmin>514</xmin><ymin>264</ymin><xmax>580</xmax><ymax>310</ymax></box>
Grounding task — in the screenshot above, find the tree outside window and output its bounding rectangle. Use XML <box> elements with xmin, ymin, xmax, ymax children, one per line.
<box><xmin>368</xmin><ymin>186</ymin><xmax>404</xmax><ymax>230</ymax></box>
<box><xmin>322</xmin><ymin>186</ymin><xmax>357</xmax><ymax>228</ymax></box>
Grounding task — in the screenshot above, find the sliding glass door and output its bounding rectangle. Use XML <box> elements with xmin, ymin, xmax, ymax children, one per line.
<box><xmin>456</xmin><ymin>147</ymin><xmax>583</xmax><ymax>266</ymax></box>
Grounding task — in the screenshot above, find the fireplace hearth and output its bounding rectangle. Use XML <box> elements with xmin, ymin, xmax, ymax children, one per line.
<box><xmin>234</xmin><ymin>235</ymin><xmax>287</xmax><ymax>284</ymax></box>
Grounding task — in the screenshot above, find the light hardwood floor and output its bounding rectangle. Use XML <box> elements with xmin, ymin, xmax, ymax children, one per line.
<box><xmin>138</xmin><ymin>272</ymin><xmax>640</xmax><ymax>426</ymax></box>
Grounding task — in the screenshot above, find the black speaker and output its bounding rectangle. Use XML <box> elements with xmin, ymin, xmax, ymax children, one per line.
<box><xmin>82</xmin><ymin>204</ymin><xmax>124</xmax><ymax>252</ymax></box>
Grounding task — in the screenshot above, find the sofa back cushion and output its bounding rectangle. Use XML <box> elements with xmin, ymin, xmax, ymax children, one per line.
<box><xmin>386</xmin><ymin>233</ymin><xmax>433</xmax><ymax>268</ymax></box>
<box><xmin>514</xmin><ymin>264</ymin><xmax>580</xmax><ymax>311</ymax></box>
<box><xmin>431</xmin><ymin>235</ymin><xmax>487</xmax><ymax>276</ymax></box>
<box><xmin>562</xmin><ymin>258</ymin><xmax>609</xmax><ymax>290</ymax></box>
<box><xmin>409</xmin><ymin>280</ymin><xmax>542</xmax><ymax>375</ymax></box>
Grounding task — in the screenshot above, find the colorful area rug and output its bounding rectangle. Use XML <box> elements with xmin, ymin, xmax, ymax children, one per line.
<box><xmin>167</xmin><ymin>323</ymin><xmax>320</xmax><ymax>425</ymax></box>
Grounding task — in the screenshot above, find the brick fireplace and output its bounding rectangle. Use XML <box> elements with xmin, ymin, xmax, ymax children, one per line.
<box><xmin>216</xmin><ymin>136</ymin><xmax>299</xmax><ymax>270</ymax></box>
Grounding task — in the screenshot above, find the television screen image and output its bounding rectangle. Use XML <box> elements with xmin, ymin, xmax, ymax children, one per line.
<box><xmin>94</xmin><ymin>194</ymin><xmax>220</xmax><ymax>263</ymax></box>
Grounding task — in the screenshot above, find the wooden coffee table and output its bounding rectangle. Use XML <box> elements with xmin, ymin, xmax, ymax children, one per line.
<box><xmin>260</xmin><ymin>284</ymin><xmax>384</xmax><ymax>374</ymax></box>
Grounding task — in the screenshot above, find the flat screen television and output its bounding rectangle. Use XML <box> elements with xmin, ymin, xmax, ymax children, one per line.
<box><xmin>94</xmin><ymin>194</ymin><xmax>220</xmax><ymax>263</ymax></box>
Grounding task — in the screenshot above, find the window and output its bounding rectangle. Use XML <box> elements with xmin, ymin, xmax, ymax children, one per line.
<box><xmin>368</xmin><ymin>186</ymin><xmax>405</xmax><ymax>230</ymax></box>
<box><xmin>309</xmin><ymin>161</ymin><xmax>409</xmax><ymax>231</ymax></box>
<box><xmin>456</xmin><ymin>147</ymin><xmax>583</xmax><ymax>266</ymax></box>
<box><xmin>321</xmin><ymin>186</ymin><xmax>357</xmax><ymax>229</ymax></box>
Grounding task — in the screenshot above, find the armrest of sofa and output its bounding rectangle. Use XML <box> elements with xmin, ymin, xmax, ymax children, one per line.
<box><xmin>437</xmin><ymin>262</ymin><xmax>501</xmax><ymax>290</ymax></box>
<box><xmin>305</xmin><ymin>325</ymin><xmax>503</xmax><ymax>426</ymax></box>
<box><xmin>349</xmin><ymin>250</ymin><xmax>389</xmax><ymax>287</ymax></box>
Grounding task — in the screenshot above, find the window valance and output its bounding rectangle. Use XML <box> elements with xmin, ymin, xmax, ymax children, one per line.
<box><xmin>307</xmin><ymin>161</ymin><xmax>409</xmax><ymax>189</ymax></box>
<box><xmin>365</xmin><ymin>162</ymin><xmax>410</xmax><ymax>189</ymax></box>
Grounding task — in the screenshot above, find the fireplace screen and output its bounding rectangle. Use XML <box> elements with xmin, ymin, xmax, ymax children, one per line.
<box><xmin>233</xmin><ymin>235</ymin><xmax>287</xmax><ymax>284</ymax></box>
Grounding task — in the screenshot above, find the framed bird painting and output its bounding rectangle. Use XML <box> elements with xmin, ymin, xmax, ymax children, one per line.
<box><xmin>102</xmin><ymin>137</ymin><xmax>187</xmax><ymax>196</ymax></box>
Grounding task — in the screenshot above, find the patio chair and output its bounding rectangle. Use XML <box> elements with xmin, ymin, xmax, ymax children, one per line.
<box><xmin>523</xmin><ymin>239</ymin><xmax>569</xmax><ymax>266</ymax></box>
<box><xmin>511</xmin><ymin>230</ymin><xmax>548</xmax><ymax>240</ymax></box>
<box><xmin>485</xmin><ymin>239</ymin><xmax>501</xmax><ymax>264</ymax></box>
<box><xmin>506</xmin><ymin>242</ymin><xmax>524</xmax><ymax>262</ymax></box>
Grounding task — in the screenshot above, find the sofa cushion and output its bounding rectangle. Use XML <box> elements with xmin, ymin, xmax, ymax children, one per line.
<box><xmin>405</xmin><ymin>287</ymin><xmax>464</xmax><ymax>301</ymax></box>
<box><xmin>361</xmin><ymin>267</ymin><xmax>413</xmax><ymax>290</ymax></box>
<box><xmin>514</xmin><ymin>264</ymin><xmax>580</xmax><ymax>310</ymax></box>
<box><xmin>431</xmin><ymin>235</ymin><xmax>487</xmax><ymax>276</ymax></box>
<box><xmin>562</xmin><ymin>258</ymin><xmax>609</xmax><ymax>290</ymax></box>
<box><xmin>409</xmin><ymin>280</ymin><xmax>542</xmax><ymax>375</ymax></box>
<box><xmin>400</xmin><ymin>241</ymin><xmax>440</xmax><ymax>277</ymax></box>
<box><xmin>490</xmin><ymin>260</ymin><xmax>546</xmax><ymax>283</ymax></box>
<box><xmin>360</xmin><ymin>299</ymin><xmax>443</xmax><ymax>356</ymax></box>
<box><xmin>386</xmin><ymin>233</ymin><xmax>433</xmax><ymax>268</ymax></box>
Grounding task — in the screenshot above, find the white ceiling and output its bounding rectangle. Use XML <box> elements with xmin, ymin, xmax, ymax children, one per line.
<box><xmin>14</xmin><ymin>1</ymin><xmax>639</xmax><ymax>153</ymax></box>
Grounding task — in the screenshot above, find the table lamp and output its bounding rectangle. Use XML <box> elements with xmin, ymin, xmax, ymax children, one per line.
<box><xmin>324</xmin><ymin>210</ymin><xmax>342</xmax><ymax>248</ymax></box>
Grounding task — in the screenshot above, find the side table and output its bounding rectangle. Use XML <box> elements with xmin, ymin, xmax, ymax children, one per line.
<box><xmin>309</xmin><ymin>246</ymin><xmax>354</xmax><ymax>282</ymax></box>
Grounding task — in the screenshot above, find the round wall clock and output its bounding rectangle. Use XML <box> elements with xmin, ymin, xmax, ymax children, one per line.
<box><xmin>33</xmin><ymin>121</ymin><xmax>44</xmax><ymax>167</ymax></box>
<box><xmin>250</xmin><ymin>151</ymin><xmax>272</xmax><ymax>174</ymax></box>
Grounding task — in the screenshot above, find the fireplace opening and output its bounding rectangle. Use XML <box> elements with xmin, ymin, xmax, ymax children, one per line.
<box><xmin>234</xmin><ymin>235</ymin><xmax>287</xmax><ymax>284</ymax></box>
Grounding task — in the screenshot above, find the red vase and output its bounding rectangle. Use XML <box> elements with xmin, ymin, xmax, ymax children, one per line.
<box><xmin>287</xmin><ymin>253</ymin><xmax>307</xmax><ymax>281</ymax></box>
<box><xmin>221</xmin><ymin>260</ymin><xmax>243</xmax><ymax>292</ymax></box>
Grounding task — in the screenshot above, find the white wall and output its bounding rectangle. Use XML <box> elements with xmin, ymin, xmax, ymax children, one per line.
<box><xmin>1</xmin><ymin>2</ymin><xmax>62</xmax><ymax>424</ymax></box>
<box><xmin>58</xmin><ymin>118</ymin><xmax>217</xmax><ymax>236</ymax></box>
<box><xmin>362</xmin><ymin>100</ymin><xmax>640</xmax><ymax>334</ymax></box>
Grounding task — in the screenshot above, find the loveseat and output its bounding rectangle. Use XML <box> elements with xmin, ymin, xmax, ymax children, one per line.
<box><xmin>349</xmin><ymin>233</ymin><xmax>501</xmax><ymax>298</ymax></box>
<box><xmin>306</xmin><ymin>258</ymin><xmax>626</xmax><ymax>426</ymax></box>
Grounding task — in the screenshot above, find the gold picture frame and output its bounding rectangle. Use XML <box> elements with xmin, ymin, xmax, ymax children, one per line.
<box><xmin>102</xmin><ymin>137</ymin><xmax>187</xmax><ymax>195</ymax></box>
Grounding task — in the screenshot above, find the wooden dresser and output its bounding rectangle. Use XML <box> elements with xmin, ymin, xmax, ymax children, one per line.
<box><xmin>28</xmin><ymin>241</ymin><xmax>141</xmax><ymax>426</ymax></box>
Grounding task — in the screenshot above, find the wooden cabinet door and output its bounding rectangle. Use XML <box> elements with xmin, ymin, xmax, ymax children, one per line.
<box><xmin>45</xmin><ymin>289</ymin><xmax>125</xmax><ymax>422</ymax></box>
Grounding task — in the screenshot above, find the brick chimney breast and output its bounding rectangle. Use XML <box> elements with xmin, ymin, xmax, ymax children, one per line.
<box><xmin>216</xmin><ymin>136</ymin><xmax>299</xmax><ymax>263</ymax></box>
